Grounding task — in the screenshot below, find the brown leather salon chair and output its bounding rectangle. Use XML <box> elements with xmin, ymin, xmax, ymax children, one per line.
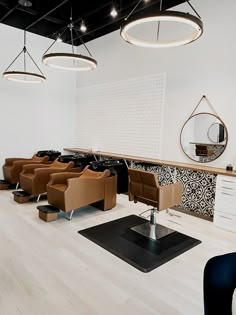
<box><xmin>46</xmin><ymin>166</ymin><xmax>117</xmax><ymax>220</ymax></box>
<box><xmin>128</xmin><ymin>168</ymin><xmax>182</xmax><ymax>241</ymax></box>
<box><xmin>19</xmin><ymin>160</ymin><xmax>77</xmax><ymax>200</ymax></box>
<box><xmin>2</xmin><ymin>154</ymin><xmax>49</xmax><ymax>186</ymax></box>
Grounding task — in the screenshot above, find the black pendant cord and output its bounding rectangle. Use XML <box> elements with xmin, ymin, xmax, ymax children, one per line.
<box><xmin>70</xmin><ymin>6</ymin><xmax>93</xmax><ymax>58</ymax></box>
<box><xmin>4</xmin><ymin>30</ymin><xmax>26</xmax><ymax>72</ymax></box>
<box><xmin>185</xmin><ymin>0</ymin><xmax>201</xmax><ymax>19</ymax></box>
<box><xmin>24</xmin><ymin>29</ymin><xmax>45</xmax><ymax>75</ymax></box>
<box><xmin>43</xmin><ymin>4</ymin><xmax>94</xmax><ymax>59</ymax></box>
<box><xmin>124</xmin><ymin>0</ymin><xmax>143</xmax><ymax>21</ymax></box>
<box><xmin>70</xmin><ymin>29</ymin><xmax>76</xmax><ymax>67</ymax></box>
<box><xmin>125</xmin><ymin>0</ymin><xmax>201</xmax><ymax>23</ymax></box>
<box><xmin>4</xmin><ymin>29</ymin><xmax>45</xmax><ymax>76</ymax></box>
<box><xmin>23</xmin><ymin>30</ymin><xmax>26</xmax><ymax>72</ymax></box>
<box><xmin>4</xmin><ymin>49</ymin><xmax>24</xmax><ymax>72</ymax></box>
<box><xmin>24</xmin><ymin>48</ymin><xmax>26</xmax><ymax>72</ymax></box>
<box><xmin>24</xmin><ymin>29</ymin><xmax>26</xmax><ymax>46</ymax></box>
<box><xmin>69</xmin><ymin>6</ymin><xmax>75</xmax><ymax>55</ymax></box>
<box><xmin>26</xmin><ymin>50</ymin><xmax>45</xmax><ymax>76</ymax></box>
<box><xmin>74</xmin><ymin>29</ymin><xmax>93</xmax><ymax>57</ymax></box>
<box><xmin>70</xmin><ymin>27</ymin><xmax>75</xmax><ymax>55</ymax></box>
<box><xmin>80</xmin><ymin>37</ymin><xmax>93</xmax><ymax>57</ymax></box>
<box><xmin>156</xmin><ymin>0</ymin><xmax>163</xmax><ymax>40</ymax></box>
<box><xmin>43</xmin><ymin>26</ymin><xmax>67</xmax><ymax>55</ymax></box>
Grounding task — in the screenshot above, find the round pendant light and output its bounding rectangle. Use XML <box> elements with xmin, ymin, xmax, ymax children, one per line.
<box><xmin>121</xmin><ymin>11</ymin><xmax>203</xmax><ymax>48</ymax></box>
<box><xmin>2</xmin><ymin>31</ymin><xmax>46</xmax><ymax>84</ymax></box>
<box><xmin>42</xmin><ymin>53</ymin><xmax>97</xmax><ymax>71</ymax></box>
<box><xmin>3</xmin><ymin>71</ymin><xmax>46</xmax><ymax>83</ymax></box>
<box><xmin>42</xmin><ymin>8</ymin><xmax>97</xmax><ymax>72</ymax></box>
<box><xmin>120</xmin><ymin>0</ymin><xmax>203</xmax><ymax>48</ymax></box>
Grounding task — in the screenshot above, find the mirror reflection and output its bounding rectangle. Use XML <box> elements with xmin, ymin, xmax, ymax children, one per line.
<box><xmin>208</xmin><ymin>123</ymin><xmax>226</xmax><ymax>143</ymax></box>
<box><xmin>180</xmin><ymin>113</ymin><xmax>228</xmax><ymax>163</ymax></box>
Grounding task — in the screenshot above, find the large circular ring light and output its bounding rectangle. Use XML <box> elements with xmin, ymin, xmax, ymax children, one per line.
<box><xmin>120</xmin><ymin>11</ymin><xmax>203</xmax><ymax>48</ymax></box>
<box><xmin>42</xmin><ymin>53</ymin><xmax>97</xmax><ymax>71</ymax></box>
<box><xmin>2</xmin><ymin>71</ymin><xmax>46</xmax><ymax>83</ymax></box>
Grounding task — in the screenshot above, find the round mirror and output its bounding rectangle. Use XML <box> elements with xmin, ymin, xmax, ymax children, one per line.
<box><xmin>208</xmin><ymin>123</ymin><xmax>226</xmax><ymax>143</ymax></box>
<box><xmin>180</xmin><ymin>113</ymin><xmax>228</xmax><ymax>163</ymax></box>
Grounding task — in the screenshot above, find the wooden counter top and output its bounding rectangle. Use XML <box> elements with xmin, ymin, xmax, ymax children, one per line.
<box><xmin>64</xmin><ymin>147</ymin><xmax>236</xmax><ymax>177</ymax></box>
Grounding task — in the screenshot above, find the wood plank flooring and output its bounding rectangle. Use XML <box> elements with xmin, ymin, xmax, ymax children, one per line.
<box><xmin>0</xmin><ymin>190</ymin><xmax>236</xmax><ymax>315</ymax></box>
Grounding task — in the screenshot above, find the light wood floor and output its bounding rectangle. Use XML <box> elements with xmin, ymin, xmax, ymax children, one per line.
<box><xmin>0</xmin><ymin>190</ymin><xmax>236</xmax><ymax>315</ymax></box>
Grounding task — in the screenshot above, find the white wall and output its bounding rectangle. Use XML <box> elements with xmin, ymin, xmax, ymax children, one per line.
<box><xmin>75</xmin><ymin>0</ymin><xmax>236</xmax><ymax>168</ymax></box>
<box><xmin>0</xmin><ymin>24</ymin><xmax>77</xmax><ymax>177</ymax></box>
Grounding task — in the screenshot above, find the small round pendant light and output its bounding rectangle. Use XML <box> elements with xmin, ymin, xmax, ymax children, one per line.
<box><xmin>120</xmin><ymin>0</ymin><xmax>203</xmax><ymax>48</ymax></box>
<box><xmin>42</xmin><ymin>53</ymin><xmax>97</xmax><ymax>71</ymax></box>
<box><xmin>42</xmin><ymin>9</ymin><xmax>97</xmax><ymax>72</ymax></box>
<box><xmin>3</xmin><ymin>71</ymin><xmax>46</xmax><ymax>83</ymax></box>
<box><xmin>2</xmin><ymin>31</ymin><xmax>46</xmax><ymax>83</ymax></box>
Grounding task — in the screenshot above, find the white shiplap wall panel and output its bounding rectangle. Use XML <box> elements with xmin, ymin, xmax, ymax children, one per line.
<box><xmin>76</xmin><ymin>73</ymin><xmax>166</xmax><ymax>158</ymax></box>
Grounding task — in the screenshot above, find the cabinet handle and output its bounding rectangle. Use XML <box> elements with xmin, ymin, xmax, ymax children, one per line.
<box><xmin>219</xmin><ymin>215</ymin><xmax>231</xmax><ymax>220</ymax></box>
<box><xmin>221</xmin><ymin>192</ymin><xmax>234</xmax><ymax>196</ymax></box>
<box><xmin>221</xmin><ymin>186</ymin><xmax>235</xmax><ymax>190</ymax></box>
<box><xmin>221</xmin><ymin>180</ymin><xmax>235</xmax><ymax>183</ymax></box>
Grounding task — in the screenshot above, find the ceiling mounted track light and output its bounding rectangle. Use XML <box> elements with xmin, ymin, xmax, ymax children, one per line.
<box><xmin>110</xmin><ymin>7</ymin><xmax>118</xmax><ymax>18</ymax></box>
<box><xmin>80</xmin><ymin>20</ymin><xmax>87</xmax><ymax>33</ymax></box>
<box><xmin>120</xmin><ymin>0</ymin><xmax>203</xmax><ymax>48</ymax></box>
<box><xmin>42</xmin><ymin>8</ymin><xmax>97</xmax><ymax>72</ymax></box>
<box><xmin>2</xmin><ymin>30</ymin><xmax>46</xmax><ymax>83</ymax></box>
<box><xmin>18</xmin><ymin>0</ymin><xmax>32</xmax><ymax>7</ymax></box>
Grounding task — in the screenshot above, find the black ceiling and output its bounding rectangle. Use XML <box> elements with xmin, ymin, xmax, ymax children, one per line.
<box><xmin>0</xmin><ymin>0</ymin><xmax>187</xmax><ymax>46</ymax></box>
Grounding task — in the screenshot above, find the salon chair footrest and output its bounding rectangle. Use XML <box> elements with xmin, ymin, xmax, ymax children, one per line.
<box><xmin>37</xmin><ymin>205</ymin><xmax>60</xmax><ymax>222</ymax></box>
<box><xmin>0</xmin><ymin>179</ymin><xmax>10</xmax><ymax>190</ymax></box>
<box><xmin>12</xmin><ymin>190</ymin><xmax>30</xmax><ymax>203</ymax></box>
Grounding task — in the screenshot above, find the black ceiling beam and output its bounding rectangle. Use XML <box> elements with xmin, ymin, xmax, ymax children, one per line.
<box><xmin>0</xmin><ymin>0</ymin><xmax>188</xmax><ymax>47</ymax></box>
<box><xmin>70</xmin><ymin>0</ymin><xmax>186</xmax><ymax>45</ymax></box>
<box><xmin>46</xmin><ymin>2</ymin><xmax>114</xmax><ymax>40</ymax></box>
<box><xmin>0</xmin><ymin>1</ymin><xmax>65</xmax><ymax>25</ymax></box>
<box><xmin>73</xmin><ymin>2</ymin><xmax>112</xmax><ymax>24</ymax></box>
<box><xmin>0</xmin><ymin>3</ymin><xmax>18</xmax><ymax>22</ymax></box>
<box><xmin>69</xmin><ymin>0</ymin><xmax>162</xmax><ymax>44</ymax></box>
<box><xmin>17</xmin><ymin>7</ymin><xmax>65</xmax><ymax>25</ymax></box>
<box><xmin>45</xmin><ymin>0</ymin><xmax>139</xmax><ymax>43</ymax></box>
<box><xmin>0</xmin><ymin>0</ymin><xmax>9</xmax><ymax>8</ymax></box>
<box><xmin>25</xmin><ymin>0</ymin><xmax>69</xmax><ymax>31</ymax></box>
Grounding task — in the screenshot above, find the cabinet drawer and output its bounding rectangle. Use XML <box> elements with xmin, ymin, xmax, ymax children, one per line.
<box><xmin>214</xmin><ymin>210</ymin><xmax>236</xmax><ymax>233</ymax></box>
<box><xmin>217</xmin><ymin>182</ymin><xmax>236</xmax><ymax>191</ymax></box>
<box><xmin>217</xmin><ymin>175</ymin><xmax>236</xmax><ymax>190</ymax></box>
<box><xmin>215</xmin><ymin>190</ymin><xmax>236</xmax><ymax>215</ymax></box>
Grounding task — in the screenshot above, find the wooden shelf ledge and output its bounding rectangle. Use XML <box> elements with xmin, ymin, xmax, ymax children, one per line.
<box><xmin>64</xmin><ymin>148</ymin><xmax>235</xmax><ymax>177</ymax></box>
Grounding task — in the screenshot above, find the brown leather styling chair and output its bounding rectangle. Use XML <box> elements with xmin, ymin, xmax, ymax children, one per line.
<box><xmin>3</xmin><ymin>154</ymin><xmax>49</xmax><ymax>185</ymax></box>
<box><xmin>128</xmin><ymin>168</ymin><xmax>182</xmax><ymax>241</ymax></box>
<box><xmin>20</xmin><ymin>160</ymin><xmax>76</xmax><ymax>198</ymax></box>
<box><xmin>47</xmin><ymin>166</ymin><xmax>117</xmax><ymax>219</ymax></box>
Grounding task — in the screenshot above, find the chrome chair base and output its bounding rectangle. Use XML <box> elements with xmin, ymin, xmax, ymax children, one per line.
<box><xmin>131</xmin><ymin>222</ymin><xmax>176</xmax><ymax>241</ymax></box>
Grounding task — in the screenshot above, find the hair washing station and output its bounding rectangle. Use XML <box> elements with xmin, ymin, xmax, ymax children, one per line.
<box><xmin>13</xmin><ymin>160</ymin><xmax>79</xmax><ymax>203</ymax></box>
<box><xmin>37</xmin><ymin>166</ymin><xmax>117</xmax><ymax>222</ymax></box>
<box><xmin>0</xmin><ymin>150</ymin><xmax>61</xmax><ymax>190</ymax></box>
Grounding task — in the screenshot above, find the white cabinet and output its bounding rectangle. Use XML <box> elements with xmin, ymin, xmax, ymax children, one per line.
<box><xmin>214</xmin><ymin>175</ymin><xmax>236</xmax><ymax>233</ymax></box>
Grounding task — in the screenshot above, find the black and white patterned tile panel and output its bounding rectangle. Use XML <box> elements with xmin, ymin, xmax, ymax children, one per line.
<box><xmin>128</xmin><ymin>161</ymin><xmax>217</xmax><ymax>217</ymax></box>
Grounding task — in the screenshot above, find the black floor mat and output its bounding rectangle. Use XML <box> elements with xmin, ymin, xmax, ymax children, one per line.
<box><xmin>78</xmin><ymin>215</ymin><xmax>201</xmax><ymax>273</ymax></box>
